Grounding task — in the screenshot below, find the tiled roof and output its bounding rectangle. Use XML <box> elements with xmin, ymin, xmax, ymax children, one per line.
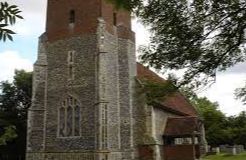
<box><xmin>164</xmin><ymin>116</ymin><xmax>200</xmax><ymax>136</ymax></box>
<box><xmin>137</xmin><ymin>63</ymin><xmax>167</xmax><ymax>83</ymax></box>
<box><xmin>136</xmin><ymin>63</ymin><xmax>198</xmax><ymax>116</ymax></box>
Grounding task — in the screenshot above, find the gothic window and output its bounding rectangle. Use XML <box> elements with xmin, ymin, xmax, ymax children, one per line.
<box><xmin>69</xmin><ymin>10</ymin><xmax>75</xmax><ymax>24</ymax></box>
<box><xmin>58</xmin><ymin>96</ymin><xmax>80</xmax><ymax>137</ymax></box>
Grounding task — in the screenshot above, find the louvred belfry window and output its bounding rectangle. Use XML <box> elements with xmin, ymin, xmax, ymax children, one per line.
<box><xmin>69</xmin><ymin>10</ymin><xmax>75</xmax><ymax>24</ymax></box>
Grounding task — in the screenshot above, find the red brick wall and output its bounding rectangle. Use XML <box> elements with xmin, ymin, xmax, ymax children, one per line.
<box><xmin>138</xmin><ymin>145</ymin><xmax>154</xmax><ymax>160</ymax></box>
<box><xmin>164</xmin><ymin>145</ymin><xmax>200</xmax><ymax>160</ymax></box>
<box><xmin>45</xmin><ymin>0</ymin><xmax>133</xmax><ymax>41</ymax></box>
<box><xmin>101</xmin><ymin>0</ymin><xmax>131</xmax><ymax>29</ymax></box>
<box><xmin>46</xmin><ymin>0</ymin><xmax>101</xmax><ymax>41</ymax></box>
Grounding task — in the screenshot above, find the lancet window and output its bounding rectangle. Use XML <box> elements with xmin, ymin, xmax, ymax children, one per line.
<box><xmin>58</xmin><ymin>95</ymin><xmax>80</xmax><ymax>137</ymax></box>
<box><xmin>68</xmin><ymin>51</ymin><xmax>75</xmax><ymax>80</ymax></box>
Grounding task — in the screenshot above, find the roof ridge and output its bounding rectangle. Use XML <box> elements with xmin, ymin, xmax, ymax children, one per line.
<box><xmin>167</xmin><ymin>116</ymin><xmax>198</xmax><ymax>119</ymax></box>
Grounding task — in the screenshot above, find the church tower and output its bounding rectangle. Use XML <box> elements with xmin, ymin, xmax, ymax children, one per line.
<box><xmin>26</xmin><ymin>0</ymin><xmax>136</xmax><ymax>159</ymax></box>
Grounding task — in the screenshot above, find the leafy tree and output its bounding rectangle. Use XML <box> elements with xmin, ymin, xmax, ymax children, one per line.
<box><xmin>110</xmin><ymin>0</ymin><xmax>246</xmax><ymax>92</ymax></box>
<box><xmin>183</xmin><ymin>87</ymin><xmax>246</xmax><ymax>146</ymax></box>
<box><xmin>191</xmin><ymin>97</ymin><xmax>228</xmax><ymax>146</ymax></box>
<box><xmin>0</xmin><ymin>70</ymin><xmax>32</xmax><ymax>158</ymax></box>
<box><xmin>226</xmin><ymin>111</ymin><xmax>246</xmax><ymax>146</ymax></box>
<box><xmin>235</xmin><ymin>83</ymin><xmax>246</xmax><ymax>105</ymax></box>
<box><xmin>0</xmin><ymin>2</ymin><xmax>23</xmax><ymax>41</ymax></box>
<box><xmin>106</xmin><ymin>0</ymin><xmax>141</xmax><ymax>10</ymax></box>
<box><xmin>0</xmin><ymin>126</ymin><xmax>17</xmax><ymax>145</ymax></box>
<box><xmin>138</xmin><ymin>0</ymin><xmax>246</xmax><ymax>88</ymax></box>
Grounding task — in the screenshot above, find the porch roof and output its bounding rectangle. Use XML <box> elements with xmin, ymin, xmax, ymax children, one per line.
<box><xmin>164</xmin><ymin>116</ymin><xmax>201</xmax><ymax>137</ymax></box>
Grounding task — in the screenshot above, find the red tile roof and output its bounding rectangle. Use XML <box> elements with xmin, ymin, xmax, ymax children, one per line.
<box><xmin>136</xmin><ymin>63</ymin><xmax>198</xmax><ymax>116</ymax></box>
<box><xmin>137</xmin><ymin>63</ymin><xmax>167</xmax><ymax>84</ymax></box>
<box><xmin>164</xmin><ymin>117</ymin><xmax>201</xmax><ymax>136</ymax></box>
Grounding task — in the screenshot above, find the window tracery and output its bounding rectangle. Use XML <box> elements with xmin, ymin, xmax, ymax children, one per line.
<box><xmin>58</xmin><ymin>95</ymin><xmax>80</xmax><ymax>137</ymax></box>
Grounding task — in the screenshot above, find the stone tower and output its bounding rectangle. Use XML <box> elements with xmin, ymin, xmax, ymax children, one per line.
<box><xmin>26</xmin><ymin>0</ymin><xmax>136</xmax><ymax>159</ymax></box>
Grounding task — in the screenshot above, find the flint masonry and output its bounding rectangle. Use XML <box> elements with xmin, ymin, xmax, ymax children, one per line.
<box><xmin>26</xmin><ymin>1</ymin><xmax>205</xmax><ymax>160</ymax></box>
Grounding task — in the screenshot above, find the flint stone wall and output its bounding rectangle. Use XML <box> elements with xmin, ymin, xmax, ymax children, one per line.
<box><xmin>26</xmin><ymin>24</ymin><xmax>137</xmax><ymax>159</ymax></box>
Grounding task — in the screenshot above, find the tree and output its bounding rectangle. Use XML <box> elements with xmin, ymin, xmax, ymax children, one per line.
<box><xmin>0</xmin><ymin>2</ymin><xmax>23</xmax><ymax>41</ymax></box>
<box><xmin>235</xmin><ymin>82</ymin><xmax>246</xmax><ymax>104</ymax></box>
<box><xmin>183</xmin><ymin>87</ymin><xmax>246</xmax><ymax>146</ymax></box>
<box><xmin>138</xmin><ymin>0</ymin><xmax>246</xmax><ymax>88</ymax></box>
<box><xmin>106</xmin><ymin>0</ymin><xmax>141</xmax><ymax>10</ymax></box>
<box><xmin>0</xmin><ymin>70</ymin><xmax>32</xmax><ymax>158</ymax></box>
<box><xmin>227</xmin><ymin>111</ymin><xmax>246</xmax><ymax>146</ymax></box>
<box><xmin>110</xmin><ymin>0</ymin><xmax>246</xmax><ymax>92</ymax></box>
<box><xmin>190</xmin><ymin>96</ymin><xmax>228</xmax><ymax>146</ymax></box>
<box><xmin>0</xmin><ymin>126</ymin><xmax>17</xmax><ymax>146</ymax></box>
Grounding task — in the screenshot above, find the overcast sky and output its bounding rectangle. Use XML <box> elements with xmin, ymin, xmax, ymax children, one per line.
<box><xmin>0</xmin><ymin>0</ymin><xmax>245</xmax><ymax>116</ymax></box>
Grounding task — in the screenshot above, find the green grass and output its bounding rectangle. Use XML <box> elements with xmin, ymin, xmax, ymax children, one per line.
<box><xmin>203</xmin><ymin>152</ymin><xmax>246</xmax><ymax>160</ymax></box>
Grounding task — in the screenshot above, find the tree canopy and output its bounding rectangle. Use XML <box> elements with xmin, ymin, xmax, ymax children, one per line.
<box><xmin>235</xmin><ymin>83</ymin><xmax>246</xmax><ymax>104</ymax></box>
<box><xmin>185</xmin><ymin>90</ymin><xmax>246</xmax><ymax>147</ymax></box>
<box><xmin>191</xmin><ymin>96</ymin><xmax>228</xmax><ymax>146</ymax></box>
<box><xmin>139</xmin><ymin>0</ymin><xmax>246</xmax><ymax>87</ymax></box>
<box><xmin>107</xmin><ymin>0</ymin><xmax>141</xmax><ymax>10</ymax></box>
<box><xmin>110</xmin><ymin>0</ymin><xmax>246</xmax><ymax>102</ymax></box>
<box><xmin>0</xmin><ymin>70</ymin><xmax>32</xmax><ymax>158</ymax></box>
<box><xmin>0</xmin><ymin>2</ymin><xmax>23</xmax><ymax>41</ymax></box>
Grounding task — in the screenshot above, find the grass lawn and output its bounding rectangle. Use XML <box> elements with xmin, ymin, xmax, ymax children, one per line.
<box><xmin>203</xmin><ymin>152</ymin><xmax>246</xmax><ymax>160</ymax></box>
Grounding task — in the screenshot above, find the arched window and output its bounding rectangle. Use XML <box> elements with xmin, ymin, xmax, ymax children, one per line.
<box><xmin>58</xmin><ymin>96</ymin><xmax>80</xmax><ymax>137</ymax></box>
<box><xmin>69</xmin><ymin>10</ymin><xmax>75</xmax><ymax>24</ymax></box>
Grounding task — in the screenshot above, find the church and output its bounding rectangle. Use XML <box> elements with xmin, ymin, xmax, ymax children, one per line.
<box><xmin>26</xmin><ymin>0</ymin><xmax>206</xmax><ymax>160</ymax></box>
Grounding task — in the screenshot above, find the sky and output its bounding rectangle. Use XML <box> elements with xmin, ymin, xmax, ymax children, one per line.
<box><xmin>0</xmin><ymin>0</ymin><xmax>245</xmax><ymax>116</ymax></box>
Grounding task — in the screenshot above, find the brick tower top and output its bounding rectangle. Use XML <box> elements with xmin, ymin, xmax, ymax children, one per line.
<box><xmin>45</xmin><ymin>0</ymin><xmax>132</xmax><ymax>41</ymax></box>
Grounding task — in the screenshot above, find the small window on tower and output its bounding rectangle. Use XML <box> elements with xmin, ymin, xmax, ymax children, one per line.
<box><xmin>113</xmin><ymin>12</ymin><xmax>117</xmax><ymax>26</ymax></box>
<box><xmin>69</xmin><ymin>10</ymin><xmax>75</xmax><ymax>24</ymax></box>
<box><xmin>67</xmin><ymin>51</ymin><xmax>75</xmax><ymax>80</ymax></box>
<box><xmin>68</xmin><ymin>65</ymin><xmax>74</xmax><ymax>80</ymax></box>
<box><xmin>68</xmin><ymin>51</ymin><xmax>75</xmax><ymax>63</ymax></box>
